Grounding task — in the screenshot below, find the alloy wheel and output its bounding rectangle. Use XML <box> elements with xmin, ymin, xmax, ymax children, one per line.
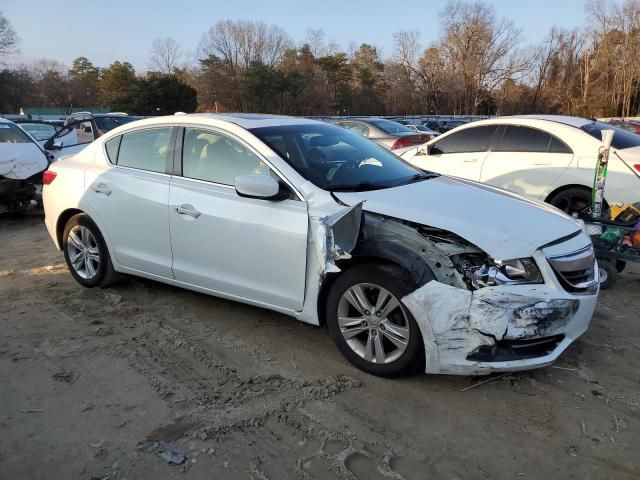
<box><xmin>337</xmin><ymin>283</ymin><xmax>410</xmax><ymax>364</ymax></box>
<box><xmin>66</xmin><ymin>225</ymin><xmax>100</xmax><ymax>279</ymax></box>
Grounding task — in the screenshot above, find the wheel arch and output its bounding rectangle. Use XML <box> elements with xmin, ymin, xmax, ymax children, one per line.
<box><xmin>56</xmin><ymin>208</ymin><xmax>85</xmax><ymax>248</ymax></box>
<box><xmin>544</xmin><ymin>183</ymin><xmax>592</xmax><ymax>204</ymax></box>
<box><xmin>316</xmin><ymin>249</ymin><xmax>433</xmax><ymax>326</ymax></box>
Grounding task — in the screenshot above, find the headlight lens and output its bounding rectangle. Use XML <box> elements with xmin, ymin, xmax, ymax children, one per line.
<box><xmin>496</xmin><ymin>258</ymin><xmax>544</xmax><ymax>284</ymax></box>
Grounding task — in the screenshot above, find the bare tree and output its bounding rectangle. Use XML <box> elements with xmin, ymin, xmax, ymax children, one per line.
<box><xmin>0</xmin><ymin>11</ymin><xmax>19</xmax><ymax>61</ymax></box>
<box><xmin>148</xmin><ymin>37</ymin><xmax>182</xmax><ymax>75</ymax></box>
<box><xmin>438</xmin><ymin>0</ymin><xmax>530</xmax><ymax>113</ymax></box>
<box><xmin>198</xmin><ymin>20</ymin><xmax>293</xmax><ymax>72</ymax></box>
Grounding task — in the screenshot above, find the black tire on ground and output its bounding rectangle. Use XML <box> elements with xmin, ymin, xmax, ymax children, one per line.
<box><xmin>62</xmin><ymin>213</ymin><xmax>120</xmax><ymax>288</ymax></box>
<box><xmin>598</xmin><ymin>258</ymin><xmax>617</xmax><ymax>290</ymax></box>
<box><xmin>326</xmin><ymin>264</ymin><xmax>426</xmax><ymax>377</ymax></box>
<box><xmin>547</xmin><ymin>187</ymin><xmax>599</xmax><ymax>218</ymax></box>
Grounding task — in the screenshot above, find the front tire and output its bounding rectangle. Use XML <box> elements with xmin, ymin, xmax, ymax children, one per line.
<box><xmin>326</xmin><ymin>264</ymin><xmax>425</xmax><ymax>377</ymax></box>
<box><xmin>62</xmin><ymin>213</ymin><xmax>119</xmax><ymax>288</ymax></box>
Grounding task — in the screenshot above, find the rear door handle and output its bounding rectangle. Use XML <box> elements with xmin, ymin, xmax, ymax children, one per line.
<box><xmin>91</xmin><ymin>183</ymin><xmax>112</xmax><ymax>196</ymax></box>
<box><xmin>534</xmin><ymin>161</ymin><xmax>552</xmax><ymax>166</ymax></box>
<box><xmin>173</xmin><ymin>204</ymin><xmax>201</xmax><ymax>219</ymax></box>
<box><xmin>463</xmin><ymin>158</ymin><xmax>478</xmax><ymax>163</ymax></box>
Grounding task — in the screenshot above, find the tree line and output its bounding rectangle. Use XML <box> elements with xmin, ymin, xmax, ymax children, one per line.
<box><xmin>2</xmin><ymin>0</ymin><xmax>640</xmax><ymax>117</ymax></box>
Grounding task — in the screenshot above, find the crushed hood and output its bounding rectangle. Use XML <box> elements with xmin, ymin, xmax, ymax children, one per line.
<box><xmin>334</xmin><ymin>176</ymin><xmax>582</xmax><ymax>260</ymax></box>
<box><xmin>0</xmin><ymin>143</ymin><xmax>49</xmax><ymax>180</ymax></box>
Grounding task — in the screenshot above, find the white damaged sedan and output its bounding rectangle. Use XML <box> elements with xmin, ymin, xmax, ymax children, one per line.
<box><xmin>42</xmin><ymin>114</ymin><xmax>599</xmax><ymax>377</ymax></box>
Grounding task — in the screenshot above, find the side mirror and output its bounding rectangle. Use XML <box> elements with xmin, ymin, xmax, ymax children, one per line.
<box><xmin>44</xmin><ymin>138</ymin><xmax>63</xmax><ymax>150</ymax></box>
<box><xmin>234</xmin><ymin>175</ymin><xmax>290</xmax><ymax>201</ymax></box>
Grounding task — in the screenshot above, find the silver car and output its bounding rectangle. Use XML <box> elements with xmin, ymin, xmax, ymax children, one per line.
<box><xmin>332</xmin><ymin>118</ymin><xmax>430</xmax><ymax>151</ymax></box>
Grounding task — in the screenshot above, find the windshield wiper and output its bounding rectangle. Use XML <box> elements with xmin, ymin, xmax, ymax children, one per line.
<box><xmin>325</xmin><ymin>182</ymin><xmax>385</xmax><ymax>192</ymax></box>
<box><xmin>397</xmin><ymin>172</ymin><xmax>438</xmax><ymax>186</ymax></box>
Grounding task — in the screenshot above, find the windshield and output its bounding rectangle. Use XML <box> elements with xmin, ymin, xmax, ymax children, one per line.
<box><xmin>249</xmin><ymin>123</ymin><xmax>430</xmax><ymax>191</ymax></box>
<box><xmin>94</xmin><ymin>116</ymin><xmax>136</xmax><ymax>132</ymax></box>
<box><xmin>368</xmin><ymin>119</ymin><xmax>414</xmax><ymax>134</ymax></box>
<box><xmin>0</xmin><ymin>122</ymin><xmax>35</xmax><ymax>144</ymax></box>
<box><xmin>17</xmin><ymin>122</ymin><xmax>57</xmax><ymax>141</ymax></box>
<box><xmin>581</xmin><ymin>122</ymin><xmax>640</xmax><ymax>150</ymax></box>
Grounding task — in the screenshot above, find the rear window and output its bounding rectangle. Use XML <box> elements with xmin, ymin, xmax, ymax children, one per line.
<box><xmin>581</xmin><ymin>122</ymin><xmax>640</xmax><ymax>150</ymax></box>
<box><xmin>368</xmin><ymin>119</ymin><xmax>413</xmax><ymax>134</ymax></box>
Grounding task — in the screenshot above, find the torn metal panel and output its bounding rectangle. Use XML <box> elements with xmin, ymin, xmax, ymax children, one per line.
<box><xmin>402</xmin><ymin>281</ymin><xmax>583</xmax><ymax>374</ymax></box>
<box><xmin>0</xmin><ymin>143</ymin><xmax>48</xmax><ymax>180</ymax></box>
<box><xmin>310</xmin><ymin>202</ymin><xmax>363</xmax><ymax>276</ymax></box>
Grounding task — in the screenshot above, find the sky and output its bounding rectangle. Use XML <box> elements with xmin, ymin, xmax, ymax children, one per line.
<box><xmin>1</xmin><ymin>0</ymin><xmax>613</xmax><ymax>71</ymax></box>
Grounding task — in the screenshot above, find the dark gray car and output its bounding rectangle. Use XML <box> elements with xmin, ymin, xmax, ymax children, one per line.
<box><xmin>331</xmin><ymin>118</ymin><xmax>431</xmax><ymax>151</ymax></box>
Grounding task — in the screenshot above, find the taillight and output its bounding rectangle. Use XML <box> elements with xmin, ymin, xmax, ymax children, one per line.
<box><xmin>634</xmin><ymin>164</ymin><xmax>640</xmax><ymax>173</ymax></box>
<box><xmin>43</xmin><ymin>170</ymin><xmax>57</xmax><ymax>185</ymax></box>
<box><xmin>391</xmin><ymin>137</ymin><xmax>412</xmax><ymax>150</ymax></box>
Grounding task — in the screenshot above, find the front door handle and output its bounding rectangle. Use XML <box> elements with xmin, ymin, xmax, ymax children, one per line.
<box><xmin>534</xmin><ymin>161</ymin><xmax>552</xmax><ymax>166</ymax></box>
<box><xmin>91</xmin><ymin>183</ymin><xmax>112</xmax><ymax>196</ymax></box>
<box><xmin>463</xmin><ymin>158</ymin><xmax>478</xmax><ymax>163</ymax></box>
<box><xmin>173</xmin><ymin>204</ymin><xmax>201</xmax><ymax>219</ymax></box>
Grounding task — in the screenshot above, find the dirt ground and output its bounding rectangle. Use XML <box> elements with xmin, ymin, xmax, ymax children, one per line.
<box><xmin>0</xmin><ymin>212</ymin><xmax>639</xmax><ymax>480</ymax></box>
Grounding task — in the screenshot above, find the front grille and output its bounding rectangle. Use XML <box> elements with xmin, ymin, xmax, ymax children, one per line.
<box><xmin>467</xmin><ymin>335</ymin><xmax>565</xmax><ymax>362</ymax></box>
<box><xmin>547</xmin><ymin>246</ymin><xmax>597</xmax><ymax>294</ymax></box>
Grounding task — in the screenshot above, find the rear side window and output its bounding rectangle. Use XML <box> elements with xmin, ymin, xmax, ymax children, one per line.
<box><xmin>344</xmin><ymin>122</ymin><xmax>369</xmax><ymax>137</ymax></box>
<box><xmin>117</xmin><ymin>127</ymin><xmax>172</xmax><ymax>173</ymax></box>
<box><xmin>105</xmin><ymin>136</ymin><xmax>121</xmax><ymax>164</ymax></box>
<box><xmin>431</xmin><ymin>125</ymin><xmax>498</xmax><ymax>154</ymax></box>
<box><xmin>549</xmin><ymin>136</ymin><xmax>572</xmax><ymax>154</ymax></box>
<box><xmin>497</xmin><ymin>126</ymin><xmax>551</xmax><ymax>152</ymax></box>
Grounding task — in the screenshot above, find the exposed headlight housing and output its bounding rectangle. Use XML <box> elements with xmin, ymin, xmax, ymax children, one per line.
<box><xmin>456</xmin><ymin>255</ymin><xmax>544</xmax><ymax>289</ymax></box>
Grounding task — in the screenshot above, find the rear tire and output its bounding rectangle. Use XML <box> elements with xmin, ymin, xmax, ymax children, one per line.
<box><xmin>326</xmin><ymin>264</ymin><xmax>425</xmax><ymax>377</ymax></box>
<box><xmin>62</xmin><ymin>213</ymin><xmax>120</xmax><ymax>288</ymax></box>
<box><xmin>548</xmin><ymin>187</ymin><xmax>594</xmax><ymax>218</ymax></box>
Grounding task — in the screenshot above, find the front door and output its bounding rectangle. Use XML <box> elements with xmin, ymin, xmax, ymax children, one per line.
<box><xmin>411</xmin><ymin>125</ymin><xmax>498</xmax><ymax>180</ymax></box>
<box><xmin>169</xmin><ymin>127</ymin><xmax>308</xmax><ymax>311</ymax></box>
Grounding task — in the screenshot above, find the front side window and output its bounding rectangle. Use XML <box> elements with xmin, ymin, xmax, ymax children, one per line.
<box><xmin>497</xmin><ymin>126</ymin><xmax>552</xmax><ymax>153</ymax></box>
<box><xmin>182</xmin><ymin>128</ymin><xmax>270</xmax><ymax>185</ymax></box>
<box><xmin>250</xmin><ymin>123</ymin><xmax>429</xmax><ymax>191</ymax></box>
<box><xmin>431</xmin><ymin>125</ymin><xmax>498</xmax><ymax>154</ymax></box>
<box><xmin>116</xmin><ymin>127</ymin><xmax>172</xmax><ymax>173</ymax></box>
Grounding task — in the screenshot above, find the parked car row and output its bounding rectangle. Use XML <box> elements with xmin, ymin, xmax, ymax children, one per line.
<box><xmin>42</xmin><ymin>113</ymin><xmax>598</xmax><ymax>378</ymax></box>
<box><xmin>400</xmin><ymin>115</ymin><xmax>640</xmax><ymax>218</ymax></box>
<box><xmin>1</xmin><ymin>112</ymin><xmax>139</xmax><ymax>213</ymax></box>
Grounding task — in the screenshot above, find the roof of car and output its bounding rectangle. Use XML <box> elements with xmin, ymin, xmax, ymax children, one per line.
<box><xmin>498</xmin><ymin>115</ymin><xmax>595</xmax><ymax>128</ymax></box>
<box><xmin>167</xmin><ymin>113</ymin><xmax>319</xmax><ymax>129</ymax></box>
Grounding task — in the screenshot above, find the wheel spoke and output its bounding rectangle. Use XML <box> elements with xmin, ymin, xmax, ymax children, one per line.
<box><xmin>374</xmin><ymin>333</ymin><xmax>385</xmax><ymax>363</ymax></box>
<box><xmin>87</xmin><ymin>247</ymin><xmax>100</xmax><ymax>261</ymax></box>
<box><xmin>380</xmin><ymin>297</ymin><xmax>400</xmax><ymax>319</ymax></box>
<box><xmin>80</xmin><ymin>227</ymin><xmax>89</xmax><ymax>246</ymax></box>
<box><xmin>71</xmin><ymin>253</ymin><xmax>84</xmax><ymax>270</ymax></box>
<box><xmin>345</xmin><ymin>285</ymin><xmax>371</xmax><ymax>314</ymax></box>
<box><xmin>85</xmin><ymin>257</ymin><xmax>97</xmax><ymax>278</ymax></box>
<box><xmin>338</xmin><ymin>315</ymin><xmax>364</xmax><ymax>328</ymax></box>
<box><xmin>381</xmin><ymin>320</ymin><xmax>409</xmax><ymax>349</ymax></box>
<box><xmin>68</xmin><ymin>230</ymin><xmax>83</xmax><ymax>251</ymax></box>
<box><xmin>342</xmin><ymin>325</ymin><xmax>369</xmax><ymax>340</ymax></box>
<box><xmin>374</xmin><ymin>288</ymin><xmax>392</xmax><ymax>313</ymax></box>
<box><xmin>363</xmin><ymin>331</ymin><xmax>374</xmax><ymax>361</ymax></box>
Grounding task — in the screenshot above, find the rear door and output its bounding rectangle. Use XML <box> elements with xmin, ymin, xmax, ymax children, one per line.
<box><xmin>480</xmin><ymin>125</ymin><xmax>574</xmax><ymax>199</ymax></box>
<box><xmin>168</xmin><ymin>127</ymin><xmax>308</xmax><ymax>310</ymax></box>
<box><xmin>84</xmin><ymin>126</ymin><xmax>175</xmax><ymax>277</ymax></box>
<box><xmin>410</xmin><ymin>125</ymin><xmax>498</xmax><ymax>180</ymax></box>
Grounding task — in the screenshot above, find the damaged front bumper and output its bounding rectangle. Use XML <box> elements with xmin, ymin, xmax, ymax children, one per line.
<box><xmin>402</xmin><ymin>248</ymin><xmax>598</xmax><ymax>375</ymax></box>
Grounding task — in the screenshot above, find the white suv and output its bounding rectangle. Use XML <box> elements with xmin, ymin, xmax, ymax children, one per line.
<box><xmin>401</xmin><ymin>115</ymin><xmax>640</xmax><ymax>216</ymax></box>
<box><xmin>42</xmin><ymin>114</ymin><xmax>598</xmax><ymax>377</ymax></box>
